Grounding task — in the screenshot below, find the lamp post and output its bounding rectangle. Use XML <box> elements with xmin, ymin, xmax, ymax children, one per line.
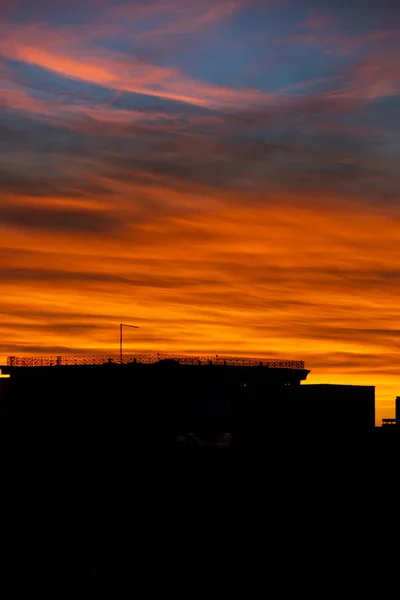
<box><xmin>120</xmin><ymin>323</ymin><xmax>139</xmax><ymax>364</ymax></box>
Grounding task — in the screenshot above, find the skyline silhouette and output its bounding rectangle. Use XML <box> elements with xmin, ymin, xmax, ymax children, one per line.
<box><xmin>1</xmin><ymin>351</ymin><xmax>396</xmax><ymax>426</ymax></box>
<box><xmin>0</xmin><ymin>356</ymin><xmax>390</xmax><ymax>587</ymax></box>
<box><xmin>0</xmin><ymin>352</ymin><xmax>397</xmax><ymax>586</ymax></box>
<box><xmin>1</xmin><ymin>347</ymin><xmax>397</xmax><ymax>425</ymax></box>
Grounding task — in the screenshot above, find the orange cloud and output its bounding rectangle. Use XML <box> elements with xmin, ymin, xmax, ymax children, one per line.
<box><xmin>1</xmin><ymin>188</ymin><xmax>400</xmax><ymax>424</ymax></box>
<box><xmin>346</xmin><ymin>55</ymin><xmax>400</xmax><ymax>99</ymax></box>
<box><xmin>0</xmin><ymin>20</ymin><xmax>265</xmax><ymax>113</ymax></box>
<box><xmin>0</xmin><ymin>80</ymin><xmax>191</xmax><ymax>132</ymax></box>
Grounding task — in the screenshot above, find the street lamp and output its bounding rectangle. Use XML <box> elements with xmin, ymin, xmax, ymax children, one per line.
<box><xmin>120</xmin><ymin>323</ymin><xmax>139</xmax><ymax>364</ymax></box>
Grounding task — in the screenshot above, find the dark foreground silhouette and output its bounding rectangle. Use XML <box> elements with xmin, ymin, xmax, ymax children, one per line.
<box><xmin>0</xmin><ymin>362</ymin><xmax>396</xmax><ymax>588</ymax></box>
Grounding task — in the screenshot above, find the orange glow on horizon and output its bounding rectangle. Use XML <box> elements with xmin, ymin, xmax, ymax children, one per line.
<box><xmin>1</xmin><ymin>193</ymin><xmax>399</xmax><ymax>425</ymax></box>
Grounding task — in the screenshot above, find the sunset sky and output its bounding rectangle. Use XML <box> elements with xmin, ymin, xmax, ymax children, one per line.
<box><xmin>1</xmin><ymin>1</ymin><xmax>399</xmax><ymax>424</ymax></box>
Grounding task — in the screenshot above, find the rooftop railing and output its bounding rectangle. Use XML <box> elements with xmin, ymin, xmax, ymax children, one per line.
<box><xmin>7</xmin><ymin>354</ymin><xmax>305</xmax><ymax>369</ymax></box>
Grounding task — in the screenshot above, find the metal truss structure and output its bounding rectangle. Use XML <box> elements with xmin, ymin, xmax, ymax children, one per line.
<box><xmin>7</xmin><ymin>354</ymin><xmax>305</xmax><ymax>369</ymax></box>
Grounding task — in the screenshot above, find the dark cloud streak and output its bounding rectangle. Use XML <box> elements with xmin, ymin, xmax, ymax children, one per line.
<box><xmin>0</xmin><ymin>203</ymin><xmax>123</xmax><ymax>235</ymax></box>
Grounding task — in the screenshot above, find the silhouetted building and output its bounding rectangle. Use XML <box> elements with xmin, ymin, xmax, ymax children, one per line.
<box><xmin>1</xmin><ymin>356</ymin><xmax>308</xmax><ymax>453</ymax></box>
<box><xmin>0</xmin><ymin>367</ymin><xmax>11</xmax><ymax>402</ymax></box>
<box><xmin>396</xmin><ymin>397</ymin><xmax>400</xmax><ymax>428</ymax></box>
<box><xmin>2</xmin><ymin>357</ymin><xmax>310</xmax><ymax>444</ymax></box>
<box><xmin>0</xmin><ymin>356</ymin><xmax>389</xmax><ymax>589</ymax></box>
<box><xmin>298</xmin><ymin>384</ymin><xmax>375</xmax><ymax>435</ymax></box>
<box><xmin>0</xmin><ymin>356</ymin><xmax>378</xmax><ymax>454</ymax></box>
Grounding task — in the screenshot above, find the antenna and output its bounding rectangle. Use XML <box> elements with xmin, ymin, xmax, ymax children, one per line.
<box><xmin>120</xmin><ymin>323</ymin><xmax>139</xmax><ymax>364</ymax></box>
